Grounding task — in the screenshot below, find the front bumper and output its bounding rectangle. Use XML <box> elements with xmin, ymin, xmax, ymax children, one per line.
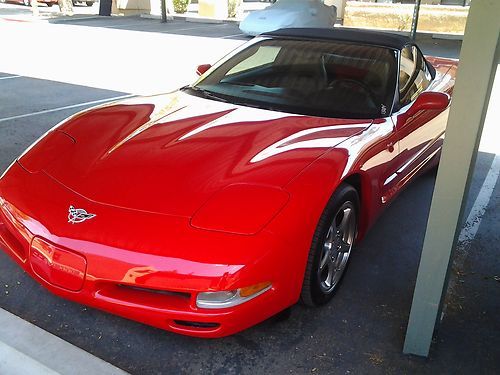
<box><xmin>0</xmin><ymin>162</ymin><xmax>295</xmax><ymax>337</ymax></box>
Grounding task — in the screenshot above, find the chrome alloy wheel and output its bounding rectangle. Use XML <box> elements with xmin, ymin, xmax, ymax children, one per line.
<box><xmin>317</xmin><ymin>201</ymin><xmax>356</xmax><ymax>293</ymax></box>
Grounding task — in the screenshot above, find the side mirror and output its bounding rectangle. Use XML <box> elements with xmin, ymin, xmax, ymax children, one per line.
<box><xmin>196</xmin><ymin>64</ymin><xmax>212</xmax><ymax>76</ymax></box>
<box><xmin>406</xmin><ymin>91</ymin><xmax>450</xmax><ymax>118</ymax></box>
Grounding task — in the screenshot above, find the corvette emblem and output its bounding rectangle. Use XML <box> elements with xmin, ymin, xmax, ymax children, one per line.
<box><xmin>68</xmin><ymin>205</ymin><xmax>96</xmax><ymax>224</ymax></box>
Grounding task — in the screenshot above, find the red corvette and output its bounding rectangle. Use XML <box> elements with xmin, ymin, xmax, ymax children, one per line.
<box><xmin>0</xmin><ymin>28</ymin><xmax>456</xmax><ymax>337</ymax></box>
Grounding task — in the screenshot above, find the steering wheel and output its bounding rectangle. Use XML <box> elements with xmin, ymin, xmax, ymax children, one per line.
<box><xmin>327</xmin><ymin>78</ymin><xmax>377</xmax><ymax>106</ymax></box>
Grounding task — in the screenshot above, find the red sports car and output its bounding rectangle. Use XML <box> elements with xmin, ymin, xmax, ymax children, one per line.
<box><xmin>0</xmin><ymin>28</ymin><xmax>456</xmax><ymax>338</ymax></box>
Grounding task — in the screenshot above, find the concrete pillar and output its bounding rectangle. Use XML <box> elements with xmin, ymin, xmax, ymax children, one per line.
<box><xmin>403</xmin><ymin>0</ymin><xmax>500</xmax><ymax>357</ymax></box>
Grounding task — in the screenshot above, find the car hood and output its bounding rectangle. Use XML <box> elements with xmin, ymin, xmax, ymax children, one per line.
<box><xmin>42</xmin><ymin>91</ymin><xmax>371</xmax><ymax>217</ymax></box>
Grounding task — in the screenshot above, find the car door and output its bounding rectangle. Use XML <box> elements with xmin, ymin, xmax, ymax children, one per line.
<box><xmin>386</xmin><ymin>45</ymin><xmax>447</xmax><ymax>200</ymax></box>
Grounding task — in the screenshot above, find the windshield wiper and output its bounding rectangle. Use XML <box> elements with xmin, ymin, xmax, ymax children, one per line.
<box><xmin>181</xmin><ymin>86</ymin><xmax>229</xmax><ymax>103</ymax></box>
<box><xmin>220</xmin><ymin>80</ymin><xmax>255</xmax><ymax>87</ymax></box>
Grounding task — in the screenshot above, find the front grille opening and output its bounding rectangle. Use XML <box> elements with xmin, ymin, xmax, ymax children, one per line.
<box><xmin>117</xmin><ymin>284</ymin><xmax>191</xmax><ymax>299</ymax></box>
<box><xmin>95</xmin><ymin>283</ymin><xmax>192</xmax><ymax>311</ymax></box>
<box><xmin>0</xmin><ymin>222</ymin><xmax>27</xmax><ymax>261</ymax></box>
<box><xmin>174</xmin><ymin>320</ymin><xmax>220</xmax><ymax>329</ymax></box>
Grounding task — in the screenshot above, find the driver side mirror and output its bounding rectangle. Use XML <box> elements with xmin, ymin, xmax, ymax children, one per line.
<box><xmin>406</xmin><ymin>91</ymin><xmax>451</xmax><ymax>118</ymax></box>
<box><xmin>196</xmin><ymin>64</ymin><xmax>212</xmax><ymax>76</ymax></box>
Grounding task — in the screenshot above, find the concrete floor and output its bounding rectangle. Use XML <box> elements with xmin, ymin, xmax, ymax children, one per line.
<box><xmin>0</xmin><ymin>15</ymin><xmax>498</xmax><ymax>375</ymax></box>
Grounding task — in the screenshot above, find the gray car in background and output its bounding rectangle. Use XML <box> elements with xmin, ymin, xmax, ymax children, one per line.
<box><xmin>239</xmin><ymin>0</ymin><xmax>337</xmax><ymax>36</ymax></box>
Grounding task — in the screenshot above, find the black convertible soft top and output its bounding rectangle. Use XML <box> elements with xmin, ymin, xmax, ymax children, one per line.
<box><xmin>264</xmin><ymin>27</ymin><xmax>436</xmax><ymax>78</ymax></box>
<box><xmin>264</xmin><ymin>27</ymin><xmax>413</xmax><ymax>50</ymax></box>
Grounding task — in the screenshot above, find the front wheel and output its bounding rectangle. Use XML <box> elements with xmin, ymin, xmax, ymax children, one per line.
<box><xmin>301</xmin><ymin>183</ymin><xmax>359</xmax><ymax>306</ymax></box>
<box><xmin>23</xmin><ymin>0</ymin><xmax>31</xmax><ymax>6</ymax></box>
<box><xmin>86</xmin><ymin>1</ymin><xmax>93</xmax><ymax>5</ymax></box>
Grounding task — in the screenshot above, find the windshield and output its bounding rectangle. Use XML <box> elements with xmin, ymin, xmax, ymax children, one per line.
<box><xmin>188</xmin><ymin>38</ymin><xmax>397</xmax><ymax>119</ymax></box>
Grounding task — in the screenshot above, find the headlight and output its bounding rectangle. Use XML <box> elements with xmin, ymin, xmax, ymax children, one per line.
<box><xmin>17</xmin><ymin>130</ymin><xmax>75</xmax><ymax>173</ymax></box>
<box><xmin>196</xmin><ymin>281</ymin><xmax>272</xmax><ymax>309</ymax></box>
<box><xmin>191</xmin><ymin>184</ymin><xmax>289</xmax><ymax>235</ymax></box>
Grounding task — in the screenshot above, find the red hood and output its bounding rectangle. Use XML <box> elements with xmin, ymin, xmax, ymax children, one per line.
<box><xmin>41</xmin><ymin>91</ymin><xmax>372</xmax><ymax>216</ymax></box>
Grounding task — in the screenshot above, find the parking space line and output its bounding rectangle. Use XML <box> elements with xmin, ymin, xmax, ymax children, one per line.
<box><xmin>161</xmin><ymin>24</ymin><xmax>228</xmax><ymax>32</ymax></box>
<box><xmin>0</xmin><ymin>94</ymin><xmax>134</xmax><ymax>125</ymax></box>
<box><xmin>0</xmin><ymin>75</ymin><xmax>21</xmax><ymax>80</ymax></box>
<box><xmin>458</xmin><ymin>154</ymin><xmax>500</xmax><ymax>245</ymax></box>
<box><xmin>103</xmin><ymin>22</ymin><xmax>227</xmax><ymax>32</ymax></box>
<box><xmin>222</xmin><ymin>33</ymin><xmax>245</xmax><ymax>39</ymax></box>
<box><xmin>101</xmin><ymin>22</ymin><xmax>162</xmax><ymax>29</ymax></box>
<box><xmin>448</xmin><ymin>153</ymin><xmax>500</xmax><ymax>300</ymax></box>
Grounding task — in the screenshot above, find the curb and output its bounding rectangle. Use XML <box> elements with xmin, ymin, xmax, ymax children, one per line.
<box><xmin>339</xmin><ymin>24</ymin><xmax>464</xmax><ymax>41</ymax></box>
<box><xmin>49</xmin><ymin>14</ymin><xmax>109</xmax><ymax>23</ymax></box>
<box><xmin>140</xmin><ymin>12</ymin><xmax>241</xmax><ymax>25</ymax></box>
<box><xmin>1</xmin><ymin>14</ymin><xmax>109</xmax><ymax>24</ymax></box>
<box><xmin>0</xmin><ymin>308</ymin><xmax>128</xmax><ymax>375</ymax></box>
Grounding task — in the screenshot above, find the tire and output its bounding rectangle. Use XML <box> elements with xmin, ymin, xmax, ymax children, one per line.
<box><xmin>86</xmin><ymin>1</ymin><xmax>93</xmax><ymax>5</ymax></box>
<box><xmin>23</xmin><ymin>0</ymin><xmax>30</xmax><ymax>6</ymax></box>
<box><xmin>46</xmin><ymin>3</ymin><xmax>53</xmax><ymax>6</ymax></box>
<box><xmin>300</xmin><ymin>183</ymin><xmax>359</xmax><ymax>306</ymax></box>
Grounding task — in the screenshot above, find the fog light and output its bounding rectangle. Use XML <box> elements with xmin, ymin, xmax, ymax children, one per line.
<box><xmin>196</xmin><ymin>282</ymin><xmax>271</xmax><ymax>309</ymax></box>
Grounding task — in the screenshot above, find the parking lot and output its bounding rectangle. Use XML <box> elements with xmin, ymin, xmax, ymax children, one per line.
<box><xmin>0</xmin><ymin>14</ymin><xmax>499</xmax><ymax>374</ymax></box>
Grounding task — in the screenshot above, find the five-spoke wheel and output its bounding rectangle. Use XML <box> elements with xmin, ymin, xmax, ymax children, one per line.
<box><xmin>317</xmin><ymin>201</ymin><xmax>356</xmax><ymax>293</ymax></box>
<box><xmin>301</xmin><ymin>183</ymin><xmax>359</xmax><ymax>306</ymax></box>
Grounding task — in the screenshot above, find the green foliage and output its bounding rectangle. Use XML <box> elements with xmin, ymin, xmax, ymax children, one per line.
<box><xmin>173</xmin><ymin>0</ymin><xmax>191</xmax><ymax>14</ymax></box>
<box><xmin>228</xmin><ymin>0</ymin><xmax>242</xmax><ymax>18</ymax></box>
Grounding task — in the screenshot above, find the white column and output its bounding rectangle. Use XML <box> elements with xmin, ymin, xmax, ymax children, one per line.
<box><xmin>403</xmin><ymin>0</ymin><xmax>500</xmax><ymax>357</ymax></box>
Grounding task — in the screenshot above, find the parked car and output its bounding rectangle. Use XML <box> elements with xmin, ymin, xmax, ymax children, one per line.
<box><xmin>2</xmin><ymin>0</ymin><xmax>58</xmax><ymax>7</ymax></box>
<box><xmin>72</xmin><ymin>0</ymin><xmax>96</xmax><ymax>6</ymax></box>
<box><xmin>0</xmin><ymin>28</ymin><xmax>457</xmax><ymax>338</ymax></box>
<box><xmin>239</xmin><ymin>0</ymin><xmax>337</xmax><ymax>36</ymax></box>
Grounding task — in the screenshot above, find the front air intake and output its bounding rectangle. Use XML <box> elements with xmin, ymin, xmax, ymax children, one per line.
<box><xmin>173</xmin><ymin>320</ymin><xmax>220</xmax><ymax>329</ymax></box>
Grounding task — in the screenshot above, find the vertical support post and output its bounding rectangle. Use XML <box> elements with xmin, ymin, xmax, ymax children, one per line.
<box><xmin>99</xmin><ymin>0</ymin><xmax>112</xmax><ymax>16</ymax></box>
<box><xmin>403</xmin><ymin>0</ymin><xmax>500</xmax><ymax>357</ymax></box>
<box><xmin>410</xmin><ymin>0</ymin><xmax>422</xmax><ymax>40</ymax></box>
<box><xmin>161</xmin><ymin>0</ymin><xmax>167</xmax><ymax>23</ymax></box>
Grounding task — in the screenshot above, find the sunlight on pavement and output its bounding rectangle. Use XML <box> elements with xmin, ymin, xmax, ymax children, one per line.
<box><xmin>0</xmin><ymin>20</ymin><xmax>243</xmax><ymax>95</ymax></box>
<box><xmin>478</xmin><ymin>64</ymin><xmax>500</xmax><ymax>155</ymax></box>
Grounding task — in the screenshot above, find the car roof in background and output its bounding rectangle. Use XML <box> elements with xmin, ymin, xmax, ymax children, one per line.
<box><xmin>263</xmin><ymin>27</ymin><xmax>413</xmax><ymax>50</ymax></box>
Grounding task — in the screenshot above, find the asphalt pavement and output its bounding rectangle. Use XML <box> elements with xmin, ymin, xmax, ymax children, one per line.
<box><xmin>0</xmin><ymin>14</ymin><xmax>498</xmax><ymax>375</ymax></box>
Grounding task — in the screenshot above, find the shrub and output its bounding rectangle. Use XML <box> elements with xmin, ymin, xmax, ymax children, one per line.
<box><xmin>173</xmin><ymin>0</ymin><xmax>191</xmax><ymax>14</ymax></box>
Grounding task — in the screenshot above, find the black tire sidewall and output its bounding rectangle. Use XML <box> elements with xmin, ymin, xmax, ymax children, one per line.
<box><xmin>302</xmin><ymin>183</ymin><xmax>359</xmax><ymax>306</ymax></box>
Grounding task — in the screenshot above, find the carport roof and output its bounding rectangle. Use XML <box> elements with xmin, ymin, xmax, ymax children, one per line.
<box><xmin>264</xmin><ymin>27</ymin><xmax>412</xmax><ymax>50</ymax></box>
